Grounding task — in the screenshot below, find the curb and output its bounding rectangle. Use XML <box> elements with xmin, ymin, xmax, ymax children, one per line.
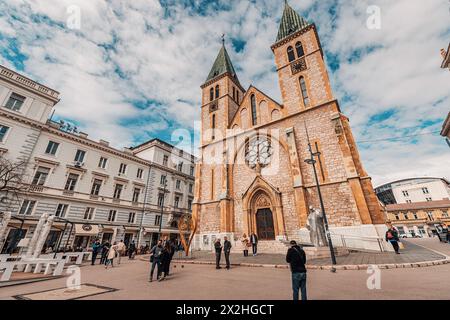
<box><xmin>170</xmin><ymin>258</ymin><xmax>450</xmax><ymax>271</ymax></box>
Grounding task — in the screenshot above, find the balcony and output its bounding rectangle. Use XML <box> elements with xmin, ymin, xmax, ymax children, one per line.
<box><xmin>62</xmin><ymin>190</ymin><xmax>74</xmax><ymax>196</ymax></box>
<box><xmin>29</xmin><ymin>185</ymin><xmax>44</xmax><ymax>193</ymax></box>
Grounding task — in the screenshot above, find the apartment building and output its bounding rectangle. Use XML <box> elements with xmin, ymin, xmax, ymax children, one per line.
<box><xmin>0</xmin><ymin>64</ymin><xmax>195</xmax><ymax>254</ymax></box>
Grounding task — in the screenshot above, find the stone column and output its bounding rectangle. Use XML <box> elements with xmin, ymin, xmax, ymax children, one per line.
<box><xmin>26</xmin><ymin>212</ymin><xmax>49</xmax><ymax>257</ymax></box>
<box><xmin>0</xmin><ymin>211</ymin><xmax>11</xmax><ymax>250</ymax></box>
<box><xmin>33</xmin><ymin>215</ymin><xmax>55</xmax><ymax>258</ymax></box>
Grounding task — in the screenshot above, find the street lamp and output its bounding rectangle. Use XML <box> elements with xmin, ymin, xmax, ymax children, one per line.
<box><xmin>158</xmin><ymin>179</ymin><xmax>168</xmax><ymax>241</ymax></box>
<box><xmin>304</xmin><ymin>124</ymin><xmax>337</xmax><ymax>271</ymax></box>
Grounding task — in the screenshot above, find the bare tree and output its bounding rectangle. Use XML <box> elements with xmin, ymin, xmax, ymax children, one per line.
<box><xmin>0</xmin><ymin>156</ymin><xmax>29</xmax><ymax>209</ymax></box>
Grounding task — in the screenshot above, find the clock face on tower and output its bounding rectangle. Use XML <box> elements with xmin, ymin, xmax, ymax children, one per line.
<box><xmin>245</xmin><ymin>136</ymin><xmax>273</xmax><ymax>170</ymax></box>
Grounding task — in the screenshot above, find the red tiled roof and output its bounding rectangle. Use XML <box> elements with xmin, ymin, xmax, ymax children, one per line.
<box><xmin>386</xmin><ymin>199</ymin><xmax>450</xmax><ymax>211</ymax></box>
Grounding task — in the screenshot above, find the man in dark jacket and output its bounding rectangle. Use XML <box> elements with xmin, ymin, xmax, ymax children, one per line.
<box><xmin>250</xmin><ymin>233</ymin><xmax>258</xmax><ymax>256</ymax></box>
<box><xmin>128</xmin><ymin>240</ymin><xmax>136</xmax><ymax>259</ymax></box>
<box><xmin>149</xmin><ymin>240</ymin><xmax>163</xmax><ymax>282</ymax></box>
<box><xmin>385</xmin><ymin>226</ymin><xmax>400</xmax><ymax>254</ymax></box>
<box><xmin>286</xmin><ymin>240</ymin><xmax>307</xmax><ymax>301</ymax></box>
<box><xmin>214</xmin><ymin>239</ymin><xmax>222</xmax><ymax>269</ymax></box>
<box><xmin>223</xmin><ymin>236</ymin><xmax>232</xmax><ymax>270</ymax></box>
<box><xmin>91</xmin><ymin>239</ymin><xmax>101</xmax><ymax>265</ymax></box>
<box><xmin>100</xmin><ymin>242</ymin><xmax>110</xmax><ymax>265</ymax></box>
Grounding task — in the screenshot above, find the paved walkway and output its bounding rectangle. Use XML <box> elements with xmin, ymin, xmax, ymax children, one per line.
<box><xmin>171</xmin><ymin>239</ymin><xmax>447</xmax><ymax>267</ymax></box>
<box><xmin>1</xmin><ymin>257</ymin><xmax>450</xmax><ymax>300</ymax></box>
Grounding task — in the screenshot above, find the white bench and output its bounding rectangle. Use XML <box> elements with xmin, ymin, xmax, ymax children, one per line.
<box><xmin>0</xmin><ymin>258</ymin><xmax>65</xmax><ymax>282</ymax></box>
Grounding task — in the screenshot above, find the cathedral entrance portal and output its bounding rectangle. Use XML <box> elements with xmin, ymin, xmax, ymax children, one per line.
<box><xmin>256</xmin><ymin>208</ymin><xmax>275</xmax><ymax>240</ymax></box>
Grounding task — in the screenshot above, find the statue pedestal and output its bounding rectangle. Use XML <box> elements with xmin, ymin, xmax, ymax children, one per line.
<box><xmin>303</xmin><ymin>246</ymin><xmax>349</xmax><ymax>260</ymax></box>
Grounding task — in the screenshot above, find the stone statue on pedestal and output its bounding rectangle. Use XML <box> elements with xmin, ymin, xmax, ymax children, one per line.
<box><xmin>306</xmin><ymin>206</ymin><xmax>327</xmax><ymax>247</ymax></box>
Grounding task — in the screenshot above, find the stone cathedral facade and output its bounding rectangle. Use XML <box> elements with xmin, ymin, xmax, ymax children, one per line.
<box><xmin>192</xmin><ymin>2</ymin><xmax>386</xmax><ymax>252</ymax></box>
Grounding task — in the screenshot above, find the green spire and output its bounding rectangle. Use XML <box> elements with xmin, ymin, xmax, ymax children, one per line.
<box><xmin>205</xmin><ymin>41</ymin><xmax>240</xmax><ymax>84</ymax></box>
<box><xmin>276</xmin><ymin>1</ymin><xmax>310</xmax><ymax>43</ymax></box>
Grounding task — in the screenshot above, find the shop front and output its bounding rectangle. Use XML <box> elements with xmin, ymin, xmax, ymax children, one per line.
<box><xmin>73</xmin><ymin>224</ymin><xmax>100</xmax><ymax>251</ymax></box>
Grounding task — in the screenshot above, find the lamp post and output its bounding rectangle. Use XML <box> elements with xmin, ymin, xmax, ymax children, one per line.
<box><xmin>158</xmin><ymin>179</ymin><xmax>168</xmax><ymax>241</ymax></box>
<box><xmin>304</xmin><ymin>124</ymin><xmax>337</xmax><ymax>270</ymax></box>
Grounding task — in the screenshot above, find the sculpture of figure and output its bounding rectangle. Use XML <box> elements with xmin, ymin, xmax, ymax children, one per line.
<box><xmin>306</xmin><ymin>206</ymin><xmax>327</xmax><ymax>247</ymax></box>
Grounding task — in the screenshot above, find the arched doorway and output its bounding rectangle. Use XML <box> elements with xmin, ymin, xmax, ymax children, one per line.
<box><xmin>256</xmin><ymin>208</ymin><xmax>275</xmax><ymax>240</ymax></box>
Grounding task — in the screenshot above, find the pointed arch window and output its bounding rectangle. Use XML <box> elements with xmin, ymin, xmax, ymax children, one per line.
<box><xmin>287</xmin><ymin>46</ymin><xmax>295</xmax><ymax>62</ymax></box>
<box><xmin>209</xmin><ymin>88</ymin><xmax>214</xmax><ymax>101</ymax></box>
<box><xmin>251</xmin><ymin>94</ymin><xmax>257</xmax><ymax>126</ymax></box>
<box><xmin>232</xmin><ymin>87</ymin><xmax>236</xmax><ymax>101</ymax></box>
<box><xmin>295</xmin><ymin>42</ymin><xmax>304</xmax><ymax>58</ymax></box>
<box><xmin>211</xmin><ymin>113</ymin><xmax>216</xmax><ymax>140</ymax></box>
<box><xmin>299</xmin><ymin>76</ymin><xmax>310</xmax><ymax>107</ymax></box>
<box><xmin>215</xmin><ymin>85</ymin><xmax>220</xmax><ymax>99</ymax></box>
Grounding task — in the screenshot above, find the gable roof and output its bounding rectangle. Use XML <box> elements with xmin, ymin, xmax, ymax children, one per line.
<box><xmin>276</xmin><ymin>1</ymin><xmax>310</xmax><ymax>43</ymax></box>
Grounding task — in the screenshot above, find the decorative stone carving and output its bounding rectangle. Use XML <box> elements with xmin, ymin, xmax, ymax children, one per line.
<box><xmin>255</xmin><ymin>194</ymin><xmax>271</xmax><ymax>208</ymax></box>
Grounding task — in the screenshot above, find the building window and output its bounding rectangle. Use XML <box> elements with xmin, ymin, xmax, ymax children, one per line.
<box><xmin>188</xmin><ymin>199</ymin><xmax>192</xmax><ymax>210</ymax></box>
<box><xmin>406</xmin><ymin>200</ymin><xmax>412</xmax><ymax>203</ymax></box>
<box><xmin>403</xmin><ymin>213</ymin><xmax>409</xmax><ymax>220</ymax></box>
<box><xmin>64</xmin><ymin>173</ymin><xmax>79</xmax><ymax>191</ymax></box>
<box><xmin>174</xmin><ymin>196</ymin><xmax>180</xmax><ymax>208</ymax></box>
<box><xmin>132</xmin><ymin>187</ymin><xmax>140</xmax><ymax>203</ymax></box>
<box><xmin>178</xmin><ymin>162</ymin><xmax>183</xmax><ymax>172</ymax></box>
<box><xmin>176</xmin><ymin>180</ymin><xmax>181</xmax><ymax>190</ymax></box>
<box><xmin>45</xmin><ymin>141</ymin><xmax>59</xmax><ymax>155</ymax></box>
<box><xmin>210</xmin><ymin>87</ymin><xmax>214</xmax><ymax>101</ymax></box>
<box><xmin>299</xmin><ymin>76</ymin><xmax>309</xmax><ymax>107</ymax></box>
<box><xmin>163</xmin><ymin>155</ymin><xmax>169</xmax><ymax>166</ymax></box>
<box><xmin>84</xmin><ymin>207</ymin><xmax>95</xmax><ymax>220</ymax></box>
<box><xmin>90</xmin><ymin>179</ymin><xmax>102</xmax><ymax>196</ymax></box>
<box><xmin>55</xmin><ymin>204</ymin><xmax>68</xmax><ymax>218</ymax></box>
<box><xmin>160</xmin><ymin>175</ymin><xmax>166</xmax><ymax>185</ymax></box>
<box><xmin>155</xmin><ymin>215</ymin><xmax>161</xmax><ymax>226</ymax></box>
<box><xmin>128</xmin><ymin>212</ymin><xmax>136</xmax><ymax>224</ymax></box>
<box><xmin>137</xmin><ymin>168</ymin><xmax>144</xmax><ymax>179</ymax></box>
<box><xmin>0</xmin><ymin>125</ymin><xmax>10</xmax><ymax>142</ymax></box>
<box><xmin>211</xmin><ymin>114</ymin><xmax>216</xmax><ymax>140</ymax></box>
<box><xmin>402</xmin><ymin>190</ymin><xmax>409</xmax><ymax>197</ymax></box>
<box><xmin>287</xmin><ymin>46</ymin><xmax>295</xmax><ymax>62</ymax></box>
<box><xmin>113</xmin><ymin>184</ymin><xmax>123</xmax><ymax>199</ymax></box>
<box><xmin>98</xmin><ymin>157</ymin><xmax>108</xmax><ymax>169</ymax></box>
<box><xmin>157</xmin><ymin>193</ymin><xmax>164</xmax><ymax>207</ymax></box>
<box><xmin>236</xmin><ymin>91</ymin><xmax>239</xmax><ymax>103</ymax></box>
<box><xmin>5</xmin><ymin>92</ymin><xmax>26</xmax><ymax>111</ymax></box>
<box><xmin>190</xmin><ymin>166</ymin><xmax>194</xmax><ymax>176</ymax></box>
<box><xmin>189</xmin><ymin>183</ymin><xmax>193</xmax><ymax>193</ymax></box>
<box><xmin>422</xmin><ymin>187</ymin><xmax>429</xmax><ymax>194</ymax></box>
<box><xmin>394</xmin><ymin>213</ymin><xmax>399</xmax><ymax>220</ymax></box>
<box><xmin>74</xmin><ymin>149</ymin><xmax>86</xmax><ymax>163</ymax></box>
<box><xmin>295</xmin><ymin>41</ymin><xmax>304</xmax><ymax>57</ymax></box>
<box><xmin>32</xmin><ymin>166</ymin><xmax>50</xmax><ymax>186</ymax></box>
<box><xmin>442</xmin><ymin>211</ymin><xmax>449</xmax><ymax>218</ymax></box>
<box><xmin>251</xmin><ymin>94</ymin><xmax>257</xmax><ymax>126</ymax></box>
<box><xmin>232</xmin><ymin>87</ymin><xmax>235</xmax><ymax>100</ymax></box>
<box><xmin>179</xmin><ymin>149</ymin><xmax>184</xmax><ymax>157</ymax></box>
<box><xmin>215</xmin><ymin>85</ymin><xmax>220</xmax><ymax>99</ymax></box>
<box><xmin>427</xmin><ymin>212</ymin><xmax>434</xmax><ymax>221</ymax></box>
<box><xmin>19</xmin><ymin>200</ymin><xmax>36</xmax><ymax>215</ymax></box>
<box><xmin>119</xmin><ymin>163</ymin><xmax>127</xmax><ymax>175</ymax></box>
<box><xmin>108</xmin><ymin>210</ymin><xmax>117</xmax><ymax>222</ymax></box>
<box><xmin>426</xmin><ymin>197</ymin><xmax>432</xmax><ymax>202</ymax></box>
<box><xmin>413</xmin><ymin>212</ymin><xmax>418</xmax><ymax>219</ymax></box>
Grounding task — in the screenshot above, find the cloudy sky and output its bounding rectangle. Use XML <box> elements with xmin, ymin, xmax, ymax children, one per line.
<box><xmin>0</xmin><ymin>0</ymin><xmax>449</xmax><ymax>186</ymax></box>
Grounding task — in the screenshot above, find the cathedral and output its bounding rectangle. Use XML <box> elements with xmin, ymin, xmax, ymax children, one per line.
<box><xmin>192</xmin><ymin>1</ymin><xmax>386</xmax><ymax>252</ymax></box>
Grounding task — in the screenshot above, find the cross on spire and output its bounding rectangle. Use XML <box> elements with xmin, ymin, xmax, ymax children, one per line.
<box><xmin>221</xmin><ymin>34</ymin><xmax>225</xmax><ymax>46</ymax></box>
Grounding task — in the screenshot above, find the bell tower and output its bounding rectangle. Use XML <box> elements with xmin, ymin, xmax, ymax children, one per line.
<box><xmin>200</xmin><ymin>40</ymin><xmax>244</xmax><ymax>145</ymax></box>
<box><xmin>271</xmin><ymin>1</ymin><xmax>334</xmax><ymax>115</ymax></box>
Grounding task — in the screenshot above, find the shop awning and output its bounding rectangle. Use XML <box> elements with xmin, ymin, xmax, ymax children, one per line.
<box><xmin>74</xmin><ymin>224</ymin><xmax>100</xmax><ymax>236</ymax></box>
<box><xmin>124</xmin><ymin>226</ymin><xmax>140</xmax><ymax>232</ymax></box>
<box><xmin>143</xmin><ymin>228</ymin><xmax>155</xmax><ymax>234</ymax></box>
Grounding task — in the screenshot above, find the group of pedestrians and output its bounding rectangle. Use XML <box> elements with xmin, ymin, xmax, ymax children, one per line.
<box><xmin>91</xmin><ymin>239</ymin><xmax>137</xmax><ymax>268</ymax></box>
<box><xmin>214</xmin><ymin>237</ymin><xmax>232</xmax><ymax>269</ymax></box>
<box><xmin>241</xmin><ymin>233</ymin><xmax>258</xmax><ymax>256</ymax></box>
<box><xmin>148</xmin><ymin>239</ymin><xmax>177</xmax><ymax>282</ymax></box>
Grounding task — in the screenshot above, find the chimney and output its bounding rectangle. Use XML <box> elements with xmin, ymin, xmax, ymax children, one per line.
<box><xmin>79</xmin><ymin>132</ymin><xmax>88</xmax><ymax>139</ymax></box>
<box><xmin>99</xmin><ymin>139</ymin><xmax>109</xmax><ymax>147</ymax></box>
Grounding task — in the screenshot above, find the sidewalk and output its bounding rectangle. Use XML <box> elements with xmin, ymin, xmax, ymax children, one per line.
<box><xmin>167</xmin><ymin>239</ymin><xmax>449</xmax><ymax>269</ymax></box>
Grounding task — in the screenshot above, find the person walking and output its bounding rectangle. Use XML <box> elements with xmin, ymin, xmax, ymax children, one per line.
<box><xmin>250</xmin><ymin>232</ymin><xmax>258</xmax><ymax>256</ymax></box>
<box><xmin>160</xmin><ymin>242</ymin><xmax>173</xmax><ymax>281</ymax></box>
<box><xmin>117</xmin><ymin>240</ymin><xmax>126</xmax><ymax>265</ymax></box>
<box><xmin>100</xmin><ymin>242</ymin><xmax>110</xmax><ymax>265</ymax></box>
<box><xmin>105</xmin><ymin>242</ymin><xmax>118</xmax><ymax>269</ymax></box>
<box><xmin>385</xmin><ymin>225</ymin><xmax>400</xmax><ymax>254</ymax></box>
<box><xmin>223</xmin><ymin>236</ymin><xmax>232</xmax><ymax>270</ymax></box>
<box><xmin>286</xmin><ymin>240</ymin><xmax>307</xmax><ymax>301</ymax></box>
<box><xmin>149</xmin><ymin>240</ymin><xmax>163</xmax><ymax>282</ymax></box>
<box><xmin>91</xmin><ymin>239</ymin><xmax>101</xmax><ymax>265</ymax></box>
<box><xmin>128</xmin><ymin>240</ymin><xmax>136</xmax><ymax>259</ymax></box>
<box><xmin>214</xmin><ymin>239</ymin><xmax>223</xmax><ymax>269</ymax></box>
<box><xmin>241</xmin><ymin>234</ymin><xmax>249</xmax><ymax>257</ymax></box>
